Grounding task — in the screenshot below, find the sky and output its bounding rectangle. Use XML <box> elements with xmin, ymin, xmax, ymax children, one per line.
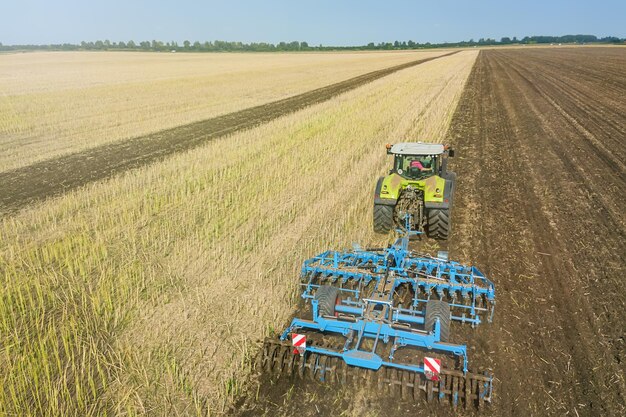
<box><xmin>1</xmin><ymin>0</ymin><xmax>624</xmax><ymax>46</ymax></box>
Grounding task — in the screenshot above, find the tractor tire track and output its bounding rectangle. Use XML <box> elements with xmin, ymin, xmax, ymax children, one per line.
<box><xmin>0</xmin><ymin>51</ymin><xmax>457</xmax><ymax>216</ymax></box>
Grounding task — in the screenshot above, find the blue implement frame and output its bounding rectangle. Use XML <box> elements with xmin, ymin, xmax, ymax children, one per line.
<box><xmin>278</xmin><ymin>225</ymin><xmax>495</xmax><ymax>399</ymax></box>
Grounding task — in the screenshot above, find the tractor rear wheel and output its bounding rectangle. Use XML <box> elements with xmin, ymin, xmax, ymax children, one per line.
<box><xmin>315</xmin><ymin>286</ymin><xmax>339</xmax><ymax>317</ymax></box>
<box><xmin>373</xmin><ymin>204</ymin><xmax>394</xmax><ymax>234</ymax></box>
<box><xmin>427</xmin><ymin>209</ymin><xmax>450</xmax><ymax>240</ymax></box>
<box><xmin>425</xmin><ymin>300</ymin><xmax>451</xmax><ymax>342</ymax></box>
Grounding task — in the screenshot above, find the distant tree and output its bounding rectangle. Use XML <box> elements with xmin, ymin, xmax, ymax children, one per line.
<box><xmin>600</xmin><ymin>36</ymin><xmax>620</xmax><ymax>43</ymax></box>
<box><xmin>183</xmin><ymin>40</ymin><xmax>191</xmax><ymax>49</ymax></box>
<box><xmin>5</xmin><ymin>33</ymin><xmax>620</xmax><ymax>53</ymax></box>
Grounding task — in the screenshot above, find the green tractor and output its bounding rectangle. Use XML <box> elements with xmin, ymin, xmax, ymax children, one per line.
<box><xmin>373</xmin><ymin>142</ymin><xmax>456</xmax><ymax>239</ymax></box>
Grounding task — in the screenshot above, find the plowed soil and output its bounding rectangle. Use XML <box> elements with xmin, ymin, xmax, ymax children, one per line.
<box><xmin>446</xmin><ymin>47</ymin><xmax>625</xmax><ymax>417</ymax></box>
<box><xmin>236</xmin><ymin>48</ymin><xmax>625</xmax><ymax>416</ymax></box>
<box><xmin>0</xmin><ymin>51</ymin><xmax>456</xmax><ymax>215</ymax></box>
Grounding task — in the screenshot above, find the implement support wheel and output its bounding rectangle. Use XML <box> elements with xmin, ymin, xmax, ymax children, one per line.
<box><xmin>315</xmin><ymin>286</ymin><xmax>339</xmax><ymax>317</ymax></box>
<box><xmin>425</xmin><ymin>300</ymin><xmax>451</xmax><ymax>342</ymax></box>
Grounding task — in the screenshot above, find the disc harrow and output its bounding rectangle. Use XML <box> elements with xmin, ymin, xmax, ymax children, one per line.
<box><xmin>260</xmin><ymin>224</ymin><xmax>496</xmax><ymax>409</ymax></box>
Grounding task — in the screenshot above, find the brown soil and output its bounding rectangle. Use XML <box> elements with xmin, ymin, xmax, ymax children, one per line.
<box><xmin>0</xmin><ymin>51</ymin><xmax>457</xmax><ymax>216</ymax></box>
<box><xmin>235</xmin><ymin>48</ymin><xmax>626</xmax><ymax>416</ymax></box>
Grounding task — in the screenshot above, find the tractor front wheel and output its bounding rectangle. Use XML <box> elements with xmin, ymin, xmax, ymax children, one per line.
<box><xmin>373</xmin><ymin>204</ymin><xmax>394</xmax><ymax>234</ymax></box>
<box><xmin>427</xmin><ymin>209</ymin><xmax>450</xmax><ymax>240</ymax></box>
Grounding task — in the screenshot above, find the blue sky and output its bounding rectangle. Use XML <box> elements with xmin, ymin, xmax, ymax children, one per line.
<box><xmin>1</xmin><ymin>0</ymin><xmax>624</xmax><ymax>45</ymax></box>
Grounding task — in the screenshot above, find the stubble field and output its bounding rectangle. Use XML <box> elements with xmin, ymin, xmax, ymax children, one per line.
<box><xmin>0</xmin><ymin>50</ymin><xmax>445</xmax><ymax>171</ymax></box>
<box><xmin>0</xmin><ymin>49</ymin><xmax>476</xmax><ymax>416</ymax></box>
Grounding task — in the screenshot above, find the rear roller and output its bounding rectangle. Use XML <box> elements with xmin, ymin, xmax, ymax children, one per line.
<box><xmin>258</xmin><ymin>338</ymin><xmax>492</xmax><ymax>409</ymax></box>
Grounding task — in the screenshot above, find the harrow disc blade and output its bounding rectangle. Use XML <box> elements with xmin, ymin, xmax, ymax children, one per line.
<box><xmin>258</xmin><ymin>339</ymin><xmax>492</xmax><ymax>409</ymax></box>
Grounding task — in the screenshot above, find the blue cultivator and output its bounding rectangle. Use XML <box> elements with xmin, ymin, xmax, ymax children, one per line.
<box><xmin>259</xmin><ymin>221</ymin><xmax>496</xmax><ymax>408</ymax></box>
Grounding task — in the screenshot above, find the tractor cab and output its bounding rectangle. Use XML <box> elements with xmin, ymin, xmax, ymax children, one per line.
<box><xmin>386</xmin><ymin>142</ymin><xmax>452</xmax><ymax>180</ymax></box>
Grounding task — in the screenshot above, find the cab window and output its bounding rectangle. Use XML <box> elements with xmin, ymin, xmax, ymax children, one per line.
<box><xmin>394</xmin><ymin>155</ymin><xmax>438</xmax><ymax>179</ymax></box>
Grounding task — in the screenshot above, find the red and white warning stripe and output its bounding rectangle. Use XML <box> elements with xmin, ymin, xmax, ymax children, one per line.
<box><xmin>292</xmin><ymin>333</ymin><xmax>306</xmax><ymax>348</ymax></box>
<box><xmin>424</xmin><ymin>357</ymin><xmax>441</xmax><ymax>381</ymax></box>
<box><xmin>291</xmin><ymin>333</ymin><xmax>307</xmax><ymax>355</ymax></box>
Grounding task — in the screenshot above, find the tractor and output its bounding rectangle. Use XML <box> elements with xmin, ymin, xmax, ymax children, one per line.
<box><xmin>373</xmin><ymin>142</ymin><xmax>456</xmax><ymax>239</ymax></box>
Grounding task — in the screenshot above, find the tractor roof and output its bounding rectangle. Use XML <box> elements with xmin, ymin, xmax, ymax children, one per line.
<box><xmin>390</xmin><ymin>142</ymin><xmax>445</xmax><ymax>155</ymax></box>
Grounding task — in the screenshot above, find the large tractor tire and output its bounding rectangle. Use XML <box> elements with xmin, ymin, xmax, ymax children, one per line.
<box><xmin>315</xmin><ymin>286</ymin><xmax>339</xmax><ymax>317</ymax></box>
<box><xmin>373</xmin><ymin>204</ymin><xmax>394</xmax><ymax>234</ymax></box>
<box><xmin>425</xmin><ymin>300</ymin><xmax>451</xmax><ymax>342</ymax></box>
<box><xmin>427</xmin><ymin>209</ymin><xmax>450</xmax><ymax>240</ymax></box>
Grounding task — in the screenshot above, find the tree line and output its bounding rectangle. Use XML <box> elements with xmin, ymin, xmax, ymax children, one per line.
<box><xmin>0</xmin><ymin>35</ymin><xmax>623</xmax><ymax>52</ymax></box>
